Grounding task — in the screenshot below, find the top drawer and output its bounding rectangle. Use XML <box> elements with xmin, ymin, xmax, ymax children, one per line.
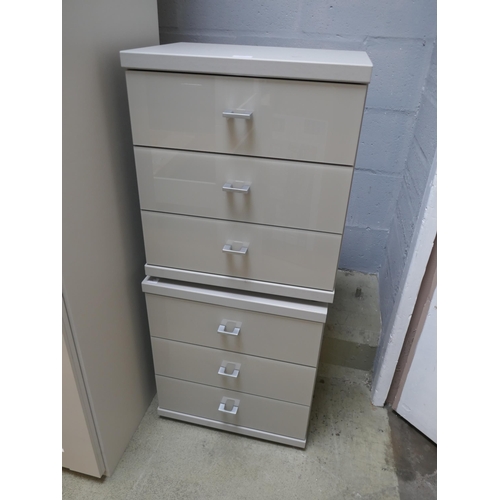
<box><xmin>125</xmin><ymin>71</ymin><xmax>367</xmax><ymax>166</ymax></box>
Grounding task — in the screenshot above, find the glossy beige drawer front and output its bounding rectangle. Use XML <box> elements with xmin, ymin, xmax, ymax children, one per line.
<box><xmin>151</xmin><ymin>337</ymin><xmax>316</xmax><ymax>405</ymax></box>
<box><xmin>135</xmin><ymin>147</ymin><xmax>353</xmax><ymax>234</ymax></box>
<box><xmin>142</xmin><ymin>211</ymin><xmax>341</xmax><ymax>291</ymax></box>
<box><xmin>126</xmin><ymin>71</ymin><xmax>367</xmax><ymax>166</ymax></box>
<box><xmin>145</xmin><ymin>293</ymin><xmax>324</xmax><ymax>366</ymax></box>
<box><xmin>156</xmin><ymin>376</ymin><xmax>310</xmax><ymax>440</ymax></box>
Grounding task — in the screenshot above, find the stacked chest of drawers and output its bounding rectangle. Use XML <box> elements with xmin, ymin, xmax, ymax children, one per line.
<box><xmin>120</xmin><ymin>43</ymin><xmax>372</xmax><ymax>448</ymax></box>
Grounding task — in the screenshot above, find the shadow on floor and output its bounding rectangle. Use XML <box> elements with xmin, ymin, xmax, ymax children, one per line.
<box><xmin>386</xmin><ymin>407</ymin><xmax>437</xmax><ymax>500</ymax></box>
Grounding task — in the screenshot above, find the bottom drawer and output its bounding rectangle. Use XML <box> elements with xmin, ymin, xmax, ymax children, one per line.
<box><xmin>156</xmin><ymin>375</ymin><xmax>310</xmax><ymax>441</ymax></box>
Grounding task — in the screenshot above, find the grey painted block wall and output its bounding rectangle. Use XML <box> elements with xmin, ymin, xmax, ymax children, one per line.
<box><xmin>156</xmin><ymin>0</ymin><xmax>437</xmax><ymax>275</ymax></box>
<box><xmin>379</xmin><ymin>42</ymin><xmax>437</xmax><ymax>327</ymax></box>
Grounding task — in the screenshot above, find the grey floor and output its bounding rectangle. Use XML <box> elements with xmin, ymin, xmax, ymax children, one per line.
<box><xmin>62</xmin><ymin>271</ymin><xmax>437</xmax><ymax>500</ymax></box>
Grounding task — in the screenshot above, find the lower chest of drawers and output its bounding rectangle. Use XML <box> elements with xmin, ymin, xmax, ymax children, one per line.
<box><xmin>143</xmin><ymin>277</ymin><xmax>328</xmax><ymax>447</ymax></box>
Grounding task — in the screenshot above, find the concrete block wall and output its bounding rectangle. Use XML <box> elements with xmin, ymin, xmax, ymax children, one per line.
<box><xmin>157</xmin><ymin>0</ymin><xmax>437</xmax><ymax>275</ymax></box>
<box><xmin>378</xmin><ymin>42</ymin><xmax>437</xmax><ymax>327</ymax></box>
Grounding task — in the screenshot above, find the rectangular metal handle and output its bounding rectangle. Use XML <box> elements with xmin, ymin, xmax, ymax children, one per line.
<box><xmin>217</xmin><ymin>324</ymin><xmax>240</xmax><ymax>336</ymax></box>
<box><xmin>218</xmin><ymin>361</ymin><xmax>241</xmax><ymax>378</ymax></box>
<box><xmin>222</xmin><ymin>244</ymin><xmax>248</xmax><ymax>255</ymax></box>
<box><xmin>222</xmin><ymin>182</ymin><xmax>251</xmax><ymax>194</ymax></box>
<box><xmin>222</xmin><ymin>110</ymin><xmax>253</xmax><ymax>120</ymax></box>
<box><xmin>218</xmin><ymin>397</ymin><xmax>240</xmax><ymax>415</ymax></box>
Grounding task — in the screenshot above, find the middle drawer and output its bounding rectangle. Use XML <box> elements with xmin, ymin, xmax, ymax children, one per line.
<box><xmin>134</xmin><ymin>147</ymin><xmax>353</xmax><ymax>234</ymax></box>
<box><xmin>141</xmin><ymin>211</ymin><xmax>341</xmax><ymax>291</ymax></box>
<box><xmin>151</xmin><ymin>337</ymin><xmax>316</xmax><ymax>406</ymax></box>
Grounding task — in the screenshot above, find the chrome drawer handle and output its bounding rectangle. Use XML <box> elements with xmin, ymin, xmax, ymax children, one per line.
<box><xmin>222</xmin><ymin>243</ymin><xmax>248</xmax><ymax>255</ymax></box>
<box><xmin>218</xmin><ymin>361</ymin><xmax>241</xmax><ymax>378</ymax></box>
<box><xmin>222</xmin><ymin>182</ymin><xmax>251</xmax><ymax>194</ymax></box>
<box><xmin>217</xmin><ymin>324</ymin><xmax>240</xmax><ymax>336</ymax></box>
<box><xmin>222</xmin><ymin>110</ymin><xmax>253</xmax><ymax>120</ymax></box>
<box><xmin>218</xmin><ymin>397</ymin><xmax>240</xmax><ymax>415</ymax></box>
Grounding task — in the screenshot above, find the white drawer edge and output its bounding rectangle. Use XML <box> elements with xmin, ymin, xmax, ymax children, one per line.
<box><xmin>144</xmin><ymin>264</ymin><xmax>335</xmax><ymax>304</ymax></box>
<box><xmin>142</xmin><ymin>276</ymin><xmax>328</xmax><ymax>323</ymax></box>
<box><xmin>157</xmin><ymin>407</ymin><xmax>307</xmax><ymax>449</ymax></box>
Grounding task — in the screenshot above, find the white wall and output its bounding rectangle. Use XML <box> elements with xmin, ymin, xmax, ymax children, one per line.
<box><xmin>396</xmin><ymin>287</ymin><xmax>437</xmax><ymax>443</ymax></box>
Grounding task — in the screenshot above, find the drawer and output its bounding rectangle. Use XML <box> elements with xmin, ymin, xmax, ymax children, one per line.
<box><xmin>135</xmin><ymin>147</ymin><xmax>353</xmax><ymax>234</ymax></box>
<box><xmin>126</xmin><ymin>71</ymin><xmax>367</xmax><ymax>166</ymax></box>
<box><xmin>141</xmin><ymin>211</ymin><xmax>341</xmax><ymax>291</ymax></box>
<box><xmin>151</xmin><ymin>338</ymin><xmax>317</xmax><ymax>405</ymax></box>
<box><xmin>144</xmin><ymin>280</ymin><xmax>325</xmax><ymax>366</ymax></box>
<box><xmin>156</xmin><ymin>375</ymin><xmax>310</xmax><ymax>440</ymax></box>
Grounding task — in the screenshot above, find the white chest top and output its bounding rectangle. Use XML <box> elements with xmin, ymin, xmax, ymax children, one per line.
<box><xmin>120</xmin><ymin>42</ymin><xmax>372</xmax><ymax>84</ymax></box>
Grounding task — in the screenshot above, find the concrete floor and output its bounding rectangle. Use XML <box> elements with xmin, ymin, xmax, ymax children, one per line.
<box><xmin>62</xmin><ymin>271</ymin><xmax>436</xmax><ymax>500</ymax></box>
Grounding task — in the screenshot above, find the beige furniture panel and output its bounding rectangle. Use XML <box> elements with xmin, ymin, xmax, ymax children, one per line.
<box><xmin>151</xmin><ymin>337</ymin><xmax>317</xmax><ymax>405</ymax></box>
<box><xmin>141</xmin><ymin>211</ymin><xmax>341</xmax><ymax>290</ymax></box>
<box><xmin>62</xmin><ymin>331</ymin><xmax>104</xmax><ymax>477</ymax></box>
<box><xmin>156</xmin><ymin>376</ymin><xmax>311</xmax><ymax>440</ymax></box>
<box><xmin>126</xmin><ymin>71</ymin><xmax>367</xmax><ymax>166</ymax></box>
<box><xmin>63</xmin><ymin>0</ymin><xmax>159</xmax><ymax>477</ymax></box>
<box><xmin>134</xmin><ymin>147</ymin><xmax>353</xmax><ymax>233</ymax></box>
<box><xmin>144</xmin><ymin>291</ymin><xmax>324</xmax><ymax>366</ymax></box>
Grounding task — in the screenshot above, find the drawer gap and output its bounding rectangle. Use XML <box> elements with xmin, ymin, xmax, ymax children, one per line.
<box><xmin>132</xmin><ymin>143</ymin><xmax>355</xmax><ymax>168</ymax></box>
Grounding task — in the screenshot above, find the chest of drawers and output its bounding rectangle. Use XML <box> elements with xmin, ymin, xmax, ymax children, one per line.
<box><xmin>120</xmin><ymin>42</ymin><xmax>372</xmax><ymax>448</ymax></box>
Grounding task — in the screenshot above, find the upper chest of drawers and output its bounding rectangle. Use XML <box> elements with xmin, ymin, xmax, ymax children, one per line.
<box><xmin>121</xmin><ymin>43</ymin><xmax>372</xmax><ymax>300</ymax></box>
